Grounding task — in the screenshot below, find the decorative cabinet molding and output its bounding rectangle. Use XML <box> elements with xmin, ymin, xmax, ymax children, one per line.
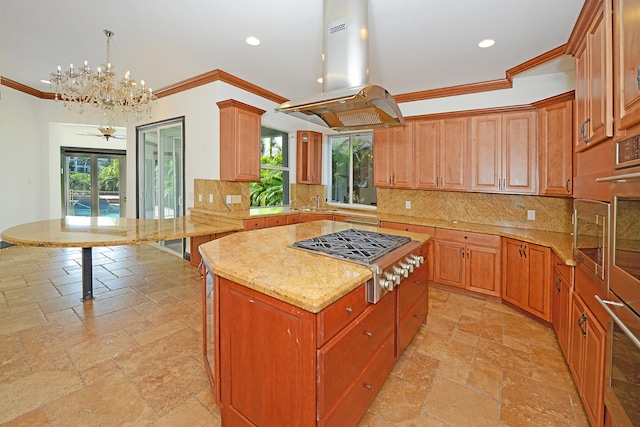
<box><xmin>217</xmin><ymin>99</ymin><xmax>266</xmax><ymax>182</ymax></box>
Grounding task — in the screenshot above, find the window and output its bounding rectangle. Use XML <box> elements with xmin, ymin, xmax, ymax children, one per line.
<box><xmin>329</xmin><ymin>133</ymin><xmax>376</xmax><ymax>207</ymax></box>
<box><xmin>250</xmin><ymin>127</ymin><xmax>289</xmax><ymax>207</ymax></box>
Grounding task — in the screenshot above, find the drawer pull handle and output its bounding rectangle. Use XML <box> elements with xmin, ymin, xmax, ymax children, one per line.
<box><xmin>364</xmin><ymin>384</ymin><xmax>372</xmax><ymax>390</ymax></box>
<box><xmin>345</xmin><ymin>307</ymin><xmax>353</xmax><ymax>314</ymax></box>
<box><xmin>414</xmin><ymin>314</ymin><xmax>421</xmax><ymax>319</ymax></box>
<box><xmin>366</xmin><ymin>331</ymin><xmax>373</xmax><ymax>337</ymax></box>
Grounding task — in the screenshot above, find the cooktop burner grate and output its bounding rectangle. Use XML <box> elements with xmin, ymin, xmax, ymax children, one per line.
<box><xmin>290</xmin><ymin>228</ymin><xmax>411</xmax><ymax>264</ymax></box>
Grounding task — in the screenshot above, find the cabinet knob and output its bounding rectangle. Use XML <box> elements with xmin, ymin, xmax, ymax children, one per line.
<box><xmin>345</xmin><ymin>307</ymin><xmax>353</xmax><ymax>314</ymax></box>
<box><xmin>414</xmin><ymin>314</ymin><xmax>422</xmax><ymax>319</ymax></box>
<box><xmin>365</xmin><ymin>331</ymin><xmax>373</xmax><ymax>337</ymax></box>
<box><xmin>364</xmin><ymin>384</ymin><xmax>373</xmax><ymax>390</ymax></box>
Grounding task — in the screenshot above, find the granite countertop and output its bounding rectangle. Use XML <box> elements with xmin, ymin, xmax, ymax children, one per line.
<box><xmin>198</xmin><ymin>220</ymin><xmax>431</xmax><ymax>313</ymax></box>
<box><xmin>191</xmin><ymin>206</ymin><xmax>575</xmax><ymax>266</ymax></box>
<box><xmin>1</xmin><ymin>216</ymin><xmax>243</xmax><ymax>248</ymax></box>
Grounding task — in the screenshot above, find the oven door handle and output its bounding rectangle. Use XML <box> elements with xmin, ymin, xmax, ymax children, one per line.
<box><xmin>595</xmin><ymin>295</ymin><xmax>640</xmax><ymax>350</ymax></box>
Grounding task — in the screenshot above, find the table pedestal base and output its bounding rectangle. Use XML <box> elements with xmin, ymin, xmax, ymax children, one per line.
<box><xmin>81</xmin><ymin>247</ymin><xmax>94</xmax><ymax>301</ymax></box>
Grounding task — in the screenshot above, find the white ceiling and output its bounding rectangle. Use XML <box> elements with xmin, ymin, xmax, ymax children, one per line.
<box><xmin>0</xmin><ymin>0</ymin><xmax>583</xmax><ymax>102</ymax></box>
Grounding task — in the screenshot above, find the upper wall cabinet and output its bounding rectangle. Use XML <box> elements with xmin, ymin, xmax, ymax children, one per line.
<box><xmin>614</xmin><ymin>0</ymin><xmax>640</xmax><ymax>132</ymax></box>
<box><xmin>470</xmin><ymin>111</ymin><xmax>538</xmax><ymax>195</ymax></box>
<box><xmin>374</xmin><ymin>126</ymin><xmax>414</xmax><ymax>188</ymax></box>
<box><xmin>217</xmin><ymin>99</ymin><xmax>266</xmax><ymax>182</ymax></box>
<box><xmin>296</xmin><ymin>131</ymin><xmax>322</xmax><ymax>185</ymax></box>
<box><xmin>537</xmin><ymin>97</ymin><xmax>574</xmax><ymax>196</ymax></box>
<box><xmin>414</xmin><ymin>118</ymin><xmax>468</xmax><ymax>191</ymax></box>
<box><xmin>573</xmin><ymin>0</ymin><xmax>613</xmax><ymax>152</ymax></box>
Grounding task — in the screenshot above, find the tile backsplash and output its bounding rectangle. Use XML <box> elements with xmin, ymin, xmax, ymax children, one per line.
<box><xmin>377</xmin><ymin>188</ymin><xmax>573</xmax><ymax>233</ymax></box>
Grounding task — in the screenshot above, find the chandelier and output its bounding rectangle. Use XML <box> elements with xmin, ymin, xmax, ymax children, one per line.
<box><xmin>49</xmin><ymin>29</ymin><xmax>157</xmax><ymax>137</ymax></box>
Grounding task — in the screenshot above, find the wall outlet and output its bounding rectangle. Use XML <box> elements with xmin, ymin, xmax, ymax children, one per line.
<box><xmin>405</xmin><ymin>200</ymin><xmax>412</xmax><ymax>209</ymax></box>
<box><xmin>198</xmin><ymin>194</ymin><xmax>202</xmax><ymax>202</ymax></box>
<box><xmin>208</xmin><ymin>194</ymin><xmax>213</xmax><ymax>203</ymax></box>
<box><xmin>527</xmin><ymin>210</ymin><xmax>536</xmax><ymax>220</ymax></box>
<box><xmin>226</xmin><ymin>195</ymin><xmax>232</xmax><ymax>204</ymax></box>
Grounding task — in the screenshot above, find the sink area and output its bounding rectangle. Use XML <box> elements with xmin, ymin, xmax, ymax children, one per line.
<box><xmin>292</xmin><ymin>205</ymin><xmax>337</xmax><ymax>212</ymax></box>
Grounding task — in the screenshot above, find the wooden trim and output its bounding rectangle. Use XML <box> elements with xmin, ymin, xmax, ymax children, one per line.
<box><xmin>1</xmin><ymin>76</ymin><xmax>55</xmax><ymax>99</ymax></box>
<box><xmin>154</xmin><ymin>69</ymin><xmax>288</xmax><ymax>104</ymax></box>
<box><xmin>394</xmin><ymin>45</ymin><xmax>568</xmax><ymax>103</ymax></box>
<box><xmin>505</xmin><ymin>45</ymin><xmax>566</xmax><ymax>79</ymax></box>
<box><xmin>216</xmin><ymin>99</ymin><xmax>266</xmax><ymax>116</ymax></box>
<box><xmin>565</xmin><ymin>0</ymin><xmax>602</xmax><ymax>54</ymax></box>
<box><xmin>404</xmin><ymin>104</ymin><xmax>537</xmax><ymax>122</ymax></box>
<box><xmin>531</xmin><ymin>91</ymin><xmax>575</xmax><ymax>108</ymax></box>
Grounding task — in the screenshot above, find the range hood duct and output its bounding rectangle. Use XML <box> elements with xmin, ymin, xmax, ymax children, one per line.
<box><xmin>276</xmin><ymin>0</ymin><xmax>404</xmax><ymax>132</ymax></box>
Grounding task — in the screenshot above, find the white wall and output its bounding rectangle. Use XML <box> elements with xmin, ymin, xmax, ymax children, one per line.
<box><xmin>0</xmin><ymin>69</ymin><xmax>574</xmax><ymax>235</ymax></box>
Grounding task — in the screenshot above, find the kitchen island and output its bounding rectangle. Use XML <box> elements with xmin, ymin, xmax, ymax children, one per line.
<box><xmin>198</xmin><ymin>220</ymin><xmax>431</xmax><ymax>427</ymax></box>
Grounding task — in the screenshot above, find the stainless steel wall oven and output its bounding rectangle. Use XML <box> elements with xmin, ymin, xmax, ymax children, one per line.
<box><xmin>595</xmin><ymin>134</ymin><xmax>640</xmax><ymax>426</ymax></box>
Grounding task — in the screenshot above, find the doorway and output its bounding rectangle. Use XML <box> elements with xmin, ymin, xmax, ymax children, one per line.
<box><xmin>137</xmin><ymin>117</ymin><xmax>185</xmax><ymax>255</ymax></box>
<box><xmin>61</xmin><ymin>148</ymin><xmax>126</xmax><ymax>217</ymax></box>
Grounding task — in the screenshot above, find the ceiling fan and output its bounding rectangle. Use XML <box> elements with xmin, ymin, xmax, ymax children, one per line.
<box><xmin>78</xmin><ymin>126</ymin><xmax>125</xmax><ymax>141</ymax></box>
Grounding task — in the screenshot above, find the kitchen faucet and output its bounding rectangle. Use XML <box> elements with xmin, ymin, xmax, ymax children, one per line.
<box><xmin>311</xmin><ymin>195</ymin><xmax>321</xmax><ymax>210</ymax></box>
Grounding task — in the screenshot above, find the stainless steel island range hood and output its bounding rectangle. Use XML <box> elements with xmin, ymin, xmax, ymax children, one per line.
<box><xmin>276</xmin><ymin>0</ymin><xmax>404</xmax><ymax>132</ymax></box>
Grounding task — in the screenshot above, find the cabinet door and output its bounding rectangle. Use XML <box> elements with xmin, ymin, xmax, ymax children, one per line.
<box><xmin>551</xmin><ymin>268</ymin><xmax>572</xmax><ymax>358</ymax></box>
<box><xmin>501</xmin><ymin>238</ymin><xmax>524</xmax><ymax>306</ymax></box>
<box><xmin>568</xmin><ymin>294</ymin><xmax>586</xmax><ymax>388</ymax></box>
<box><xmin>539</xmin><ymin>100</ymin><xmax>573</xmax><ymax>196</ymax></box>
<box><xmin>433</xmin><ymin>240</ymin><xmax>465</xmax><ymax>289</ymax></box>
<box><xmin>466</xmin><ymin>244</ymin><xmax>501</xmax><ymax>297</ymax></box>
<box><xmin>471</xmin><ymin>114</ymin><xmax>502</xmax><ymax>192</ymax></box>
<box><xmin>587</xmin><ymin>0</ymin><xmax>614</xmax><ymax>145</ymax></box>
<box><xmin>615</xmin><ymin>0</ymin><xmax>640</xmax><ymax>130</ymax></box>
<box><xmin>297</xmin><ymin>131</ymin><xmax>311</xmax><ymax>184</ymax></box>
<box><xmin>503</xmin><ymin>111</ymin><xmax>537</xmax><ymax>194</ymax></box>
<box><xmin>582</xmin><ymin>310</ymin><xmax>606</xmax><ymax>427</ymax></box>
<box><xmin>373</xmin><ymin>130</ymin><xmax>393</xmax><ymax>188</ymax></box>
<box><xmin>575</xmin><ymin>40</ymin><xmax>591</xmax><ymax>152</ymax></box>
<box><xmin>414</xmin><ymin>120</ymin><xmax>439</xmax><ymax>189</ymax></box>
<box><xmin>310</xmin><ymin>131</ymin><xmax>323</xmax><ymax>184</ymax></box>
<box><xmin>522</xmin><ymin>243</ymin><xmax>550</xmax><ymax>321</ymax></box>
<box><xmin>391</xmin><ymin>124</ymin><xmax>414</xmax><ymax>188</ymax></box>
<box><xmin>440</xmin><ymin>118</ymin><xmax>468</xmax><ymax>190</ymax></box>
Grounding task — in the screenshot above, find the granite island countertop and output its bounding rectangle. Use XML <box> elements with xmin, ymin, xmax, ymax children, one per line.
<box><xmin>198</xmin><ymin>220</ymin><xmax>431</xmax><ymax>313</ymax></box>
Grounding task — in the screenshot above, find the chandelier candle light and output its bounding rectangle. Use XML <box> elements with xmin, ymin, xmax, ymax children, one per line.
<box><xmin>49</xmin><ymin>29</ymin><xmax>157</xmax><ymax>139</ymax></box>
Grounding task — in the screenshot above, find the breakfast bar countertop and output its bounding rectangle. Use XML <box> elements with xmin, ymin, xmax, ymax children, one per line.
<box><xmin>198</xmin><ymin>220</ymin><xmax>431</xmax><ymax>313</ymax></box>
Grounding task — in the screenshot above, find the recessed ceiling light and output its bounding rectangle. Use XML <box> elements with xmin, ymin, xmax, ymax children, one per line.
<box><xmin>317</xmin><ymin>77</ymin><xmax>323</xmax><ymax>83</ymax></box>
<box><xmin>478</xmin><ymin>39</ymin><xmax>496</xmax><ymax>48</ymax></box>
<box><xmin>246</xmin><ymin>36</ymin><xmax>260</xmax><ymax>46</ymax></box>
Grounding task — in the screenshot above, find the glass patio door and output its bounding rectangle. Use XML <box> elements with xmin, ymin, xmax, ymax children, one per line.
<box><xmin>62</xmin><ymin>149</ymin><xmax>126</xmax><ymax>217</ymax></box>
<box><xmin>138</xmin><ymin>118</ymin><xmax>184</xmax><ymax>253</ymax></box>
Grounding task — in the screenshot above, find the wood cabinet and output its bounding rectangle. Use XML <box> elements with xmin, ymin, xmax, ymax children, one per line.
<box><xmin>574</xmin><ymin>0</ymin><xmax>613</xmax><ymax>151</ymax></box>
<box><xmin>216</xmin><ymin>277</ymin><xmax>398</xmax><ymax>427</ymax></box>
<box><xmin>297</xmin><ymin>131</ymin><xmax>323</xmax><ymax>184</ymax></box>
<box><xmin>551</xmin><ymin>252</ymin><xmax>574</xmax><ymax>358</ymax></box>
<box><xmin>414</xmin><ymin>118</ymin><xmax>468</xmax><ymax>190</ymax></box>
<box><xmin>217</xmin><ymin>99</ymin><xmax>266</xmax><ymax>182</ymax></box>
<box><xmin>433</xmin><ymin>229</ymin><xmax>501</xmax><ymax>297</ymax></box>
<box><xmin>298</xmin><ymin>213</ymin><xmax>334</xmax><ymax>223</ymax></box>
<box><xmin>614</xmin><ymin>0</ymin><xmax>640</xmax><ymax>131</ymax></box>
<box><xmin>470</xmin><ymin>111</ymin><xmax>538</xmax><ymax>194</ymax></box>
<box><xmin>189</xmin><ymin>232</ymin><xmax>236</xmax><ymax>267</ymax></box>
<box><xmin>538</xmin><ymin>98</ymin><xmax>574</xmax><ymax>196</ymax></box>
<box><xmin>501</xmin><ymin>238</ymin><xmax>551</xmax><ymax>321</ymax></box>
<box><xmin>373</xmin><ymin>126</ymin><xmax>414</xmax><ymax>188</ymax></box>
<box><xmin>396</xmin><ymin>262</ymin><xmax>428</xmax><ymax>356</ymax></box>
<box><xmin>568</xmin><ymin>292</ymin><xmax>606</xmax><ymax>427</ymax></box>
<box><xmin>380</xmin><ymin>222</ymin><xmax>435</xmax><ymax>281</ymax></box>
<box><xmin>243</xmin><ymin>217</ymin><xmax>267</xmax><ymax>231</ymax></box>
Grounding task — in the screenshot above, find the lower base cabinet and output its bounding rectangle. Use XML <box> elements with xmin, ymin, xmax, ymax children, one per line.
<box><xmin>501</xmin><ymin>238</ymin><xmax>551</xmax><ymax>321</ymax></box>
<box><xmin>551</xmin><ymin>253</ymin><xmax>573</xmax><ymax>358</ymax></box>
<box><xmin>568</xmin><ymin>292</ymin><xmax>606</xmax><ymax>427</ymax></box>
<box><xmin>215</xmin><ymin>266</ymin><xmax>428</xmax><ymax>427</ymax></box>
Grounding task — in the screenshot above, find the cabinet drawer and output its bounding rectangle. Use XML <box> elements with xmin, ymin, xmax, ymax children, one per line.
<box><xmin>243</xmin><ymin>218</ymin><xmax>266</xmax><ymax>230</ymax></box>
<box><xmin>435</xmin><ymin>228</ymin><xmax>501</xmax><ymax>247</ymax></box>
<box><xmin>317</xmin><ymin>292</ymin><xmax>395</xmax><ymax>415</ymax></box>
<box><xmin>265</xmin><ymin>215</ymin><xmax>287</xmax><ymax>227</ymax></box>
<box><xmin>286</xmin><ymin>214</ymin><xmax>299</xmax><ymax>224</ymax></box>
<box><xmin>316</xmin><ymin>285</ymin><xmax>368</xmax><ymax>347</ymax></box>
<box><xmin>397</xmin><ymin>289</ymin><xmax>428</xmax><ymax>356</ymax></box>
<box><xmin>397</xmin><ymin>272</ymin><xmax>428</xmax><ymax>317</ymax></box>
<box><xmin>318</xmin><ymin>333</ymin><xmax>395</xmax><ymax>426</ymax></box>
<box><xmin>381</xmin><ymin>221</ymin><xmax>435</xmax><ymax>236</ymax></box>
<box><xmin>552</xmin><ymin>252</ymin><xmax>573</xmax><ymax>284</ymax></box>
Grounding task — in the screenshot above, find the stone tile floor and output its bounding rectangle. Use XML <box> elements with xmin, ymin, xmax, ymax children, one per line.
<box><xmin>0</xmin><ymin>244</ymin><xmax>590</xmax><ymax>426</ymax></box>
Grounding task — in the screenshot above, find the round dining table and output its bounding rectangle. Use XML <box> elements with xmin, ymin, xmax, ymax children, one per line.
<box><xmin>1</xmin><ymin>216</ymin><xmax>242</xmax><ymax>301</ymax></box>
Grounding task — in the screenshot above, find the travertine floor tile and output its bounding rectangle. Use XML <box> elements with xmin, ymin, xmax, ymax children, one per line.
<box><xmin>150</xmin><ymin>397</ymin><xmax>221</xmax><ymax>427</ymax></box>
<box><xmin>368</xmin><ymin>374</ymin><xmax>429</xmax><ymax>425</ymax></box>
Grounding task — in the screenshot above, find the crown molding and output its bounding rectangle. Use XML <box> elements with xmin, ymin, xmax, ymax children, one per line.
<box><xmin>1</xmin><ymin>44</ymin><xmax>571</xmax><ymax>106</ymax></box>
